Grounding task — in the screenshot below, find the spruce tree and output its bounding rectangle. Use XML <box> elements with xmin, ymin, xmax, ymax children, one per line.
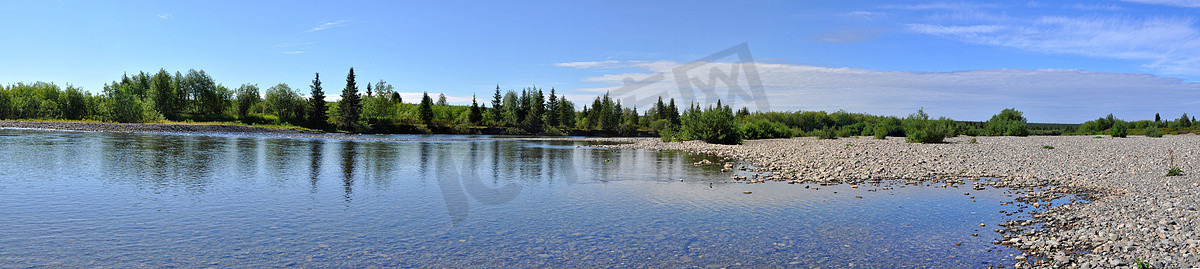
<box><xmin>419</xmin><ymin>92</ymin><xmax>434</xmax><ymax>125</ymax></box>
<box><xmin>390</xmin><ymin>92</ymin><xmax>402</xmax><ymax>104</ymax></box>
<box><xmin>654</xmin><ymin>96</ymin><xmax>666</xmax><ymax>121</ymax></box>
<box><xmin>546</xmin><ymin>88</ymin><xmax>559</xmax><ymax>127</ymax></box>
<box><xmin>469</xmin><ymin>95</ymin><xmax>483</xmax><ymax>124</ymax></box>
<box><xmin>307</xmin><ymin>72</ymin><xmax>327</xmax><ymax>129</ymax></box>
<box><xmin>667</xmin><ymin>98</ymin><xmax>680</xmax><ymax>125</ymax></box>
<box><xmin>491</xmin><ymin>85</ymin><xmax>503</xmax><ymax>123</ymax></box>
<box><xmin>337</xmin><ymin>68</ymin><xmax>362</xmax><ymax>131</ymax></box>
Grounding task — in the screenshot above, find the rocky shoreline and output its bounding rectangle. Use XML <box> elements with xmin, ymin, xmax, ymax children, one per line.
<box><xmin>590</xmin><ymin>135</ymin><xmax>1200</xmax><ymax>268</ymax></box>
<box><xmin>0</xmin><ymin>120</ymin><xmax>321</xmax><ymax>134</ymax></box>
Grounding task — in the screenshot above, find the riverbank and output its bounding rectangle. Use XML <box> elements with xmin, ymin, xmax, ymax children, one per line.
<box><xmin>590</xmin><ymin>135</ymin><xmax>1199</xmax><ymax>268</ymax></box>
<box><xmin>0</xmin><ymin>120</ymin><xmax>321</xmax><ymax>134</ymax></box>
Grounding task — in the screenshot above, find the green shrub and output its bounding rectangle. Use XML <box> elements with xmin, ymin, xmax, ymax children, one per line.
<box><xmin>903</xmin><ymin>109</ymin><xmax>947</xmax><ymax>143</ymax></box>
<box><xmin>740</xmin><ymin>119</ymin><xmax>792</xmax><ymax>140</ymax></box>
<box><xmin>544</xmin><ymin>126</ymin><xmax>566</xmax><ymax>136</ymax></box>
<box><xmin>1042</xmin><ymin>145</ymin><xmax>1054</xmax><ymax>149</ymax></box>
<box><xmin>414</xmin><ymin>124</ymin><xmax>433</xmax><ymax>134</ymax></box>
<box><xmin>1144</xmin><ymin>127</ymin><xmax>1163</xmax><ymax>138</ymax></box>
<box><xmin>1003</xmin><ymin>121</ymin><xmax>1029</xmax><ymax>136</ymax></box>
<box><xmin>452</xmin><ymin>123</ymin><xmax>473</xmax><ymax>134</ymax></box>
<box><xmin>984</xmin><ymin>108</ymin><xmax>1028</xmax><ymax>136</ymax></box>
<box><xmin>659</xmin><ymin>126</ymin><xmax>684</xmax><ymax>142</ymax></box>
<box><xmin>679</xmin><ymin>104</ymin><xmax>741</xmax><ymax>144</ymax></box>
<box><xmin>616</xmin><ymin>121</ymin><xmax>639</xmax><ymax>137</ymax></box>
<box><xmin>1110</xmin><ymin>122</ymin><xmax>1128</xmax><ymax>138</ymax></box>
<box><xmin>816</xmin><ymin>127</ymin><xmax>838</xmax><ymax>139</ymax></box>
<box><xmin>873</xmin><ymin>126</ymin><xmax>888</xmax><ymax>139</ymax></box>
<box><xmin>649</xmin><ymin>119</ymin><xmax>675</xmax><ymax>136</ymax></box>
<box><xmin>104</xmin><ymin>92</ymin><xmax>145</xmax><ymax>123</ymax></box>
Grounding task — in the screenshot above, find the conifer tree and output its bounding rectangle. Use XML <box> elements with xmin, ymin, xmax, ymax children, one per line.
<box><xmin>419</xmin><ymin>91</ymin><xmax>434</xmax><ymax>125</ymax></box>
<box><xmin>307</xmin><ymin>73</ymin><xmax>327</xmax><ymax>129</ymax></box>
<box><xmin>336</xmin><ymin>68</ymin><xmax>361</xmax><ymax>131</ymax></box>
<box><xmin>490</xmin><ymin>85</ymin><xmax>503</xmax><ymax>123</ymax></box>
<box><xmin>546</xmin><ymin>88</ymin><xmax>559</xmax><ymax>127</ymax></box>
<box><xmin>469</xmin><ymin>95</ymin><xmax>483</xmax><ymax>124</ymax></box>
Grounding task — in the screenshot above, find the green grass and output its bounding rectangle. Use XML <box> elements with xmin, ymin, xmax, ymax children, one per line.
<box><xmin>1134</xmin><ymin>257</ymin><xmax>1150</xmax><ymax>269</ymax></box>
<box><xmin>1168</xmin><ymin>149</ymin><xmax>1183</xmax><ymax>176</ymax></box>
<box><xmin>1042</xmin><ymin>145</ymin><xmax>1055</xmax><ymax>149</ymax></box>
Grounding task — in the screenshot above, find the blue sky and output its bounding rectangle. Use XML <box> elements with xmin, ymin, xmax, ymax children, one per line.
<box><xmin>3</xmin><ymin>0</ymin><xmax>1200</xmax><ymax>123</ymax></box>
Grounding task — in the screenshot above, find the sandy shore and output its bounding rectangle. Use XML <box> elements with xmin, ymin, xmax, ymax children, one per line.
<box><xmin>590</xmin><ymin>135</ymin><xmax>1200</xmax><ymax>268</ymax></box>
<box><xmin>0</xmin><ymin>120</ymin><xmax>320</xmax><ymax>134</ymax></box>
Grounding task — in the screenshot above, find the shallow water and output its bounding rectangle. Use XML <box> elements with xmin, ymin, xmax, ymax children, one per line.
<box><xmin>0</xmin><ymin>129</ymin><xmax>1030</xmax><ymax>267</ymax></box>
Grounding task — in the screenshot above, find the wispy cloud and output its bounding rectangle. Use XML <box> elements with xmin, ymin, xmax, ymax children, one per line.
<box><xmin>843</xmin><ymin>11</ymin><xmax>887</xmax><ymax>20</ymax></box>
<box><xmin>554</xmin><ymin>60</ymin><xmax>621</xmax><ymax>69</ymax></box>
<box><xmin>907</xmin><ymin>24</ymin><xmax>1004</xmax><ymax>35</ymax></box>
<box><xmin>156</xmin><ymin>13</ymin><xmax>171</xmax><ymax>19</ymax></box>
<box><xmin>271</xmin><ymin>42</ymin><xmax>314</xmax><ymax>48</ymax></box>
<box><xmin>883</xmin><ymin>2</ymin><xmax>1200</xmax><ymax>76</ymax></box>
<box><xmin>1122</xmin><ymin>0</ymin><xmax>1200</xmax><ymax>8</ymax></box>
<box><xmin>304</xmin><ymin>20</ymin><xmax>349</xmax><ymax>33</ymax></box>
<box><xmin>812</xmin><ymin>28</ymin><xmax>881</xmax><ymax>43</ymax></box>
<box><xmin>282</xmin><ymin>51</ymin><xmax>305</xmax><ymax>54</ymax></box>
<box><xmin>1064</xmin><ymin>4</ymin><xmax>1123</xmax><ymax>11</ymax></box>
<box><xmin>910</xmin><ymin>16</ymin><xmax>1200</xmax><ymax>75</ymax></box>
<box><xmin>557</xmin><ymin>61</ymin><xmax>1200</xmax><ymax>122</ymax></box>
<box><xmin>879</xmin><ymin>2</ymin><xmax>999</xmax><ymax>10</ymax></box>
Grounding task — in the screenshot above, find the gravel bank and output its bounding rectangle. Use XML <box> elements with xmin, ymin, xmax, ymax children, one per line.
<box><xmin>594</xmin><ymin>135</ymin><xmax>1200</xmax><ymax>268</ymax></box>
<box><xmin>0</xmin><ymin>120</ymin><xmax>320</xmax><ymax>134</ymax></box>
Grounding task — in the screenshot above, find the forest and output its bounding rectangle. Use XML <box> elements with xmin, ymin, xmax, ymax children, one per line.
<box><xmin>2</xmin><ymin>68</ymin><xmax>1196</xmax><ymax>144</ymax></box>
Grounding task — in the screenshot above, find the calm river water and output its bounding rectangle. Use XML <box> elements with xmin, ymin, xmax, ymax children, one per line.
<box><xmin>0</xmin><ymin>129</ymin><xmax>1030</xmax><ymax>267</ymax></box>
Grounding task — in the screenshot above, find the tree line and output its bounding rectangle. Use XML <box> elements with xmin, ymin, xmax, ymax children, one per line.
<box><xmin>1</xmin><ymin>68</ymin><xmax>1194</xmax><ymax>144</ymax></box>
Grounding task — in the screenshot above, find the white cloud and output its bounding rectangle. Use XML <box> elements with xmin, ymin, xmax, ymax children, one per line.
<box><xmin>156</xmin><ymin>14</ymin><xmax>171</xmax><ymax>19</ymax></box>
<box><xmin>556</xmin><ymin>60</ymin><xmax>1200</xmax><ymax>123</ymax></box>
<box><xmin>304</xmin><ymin>20</ymin><xmax>350</xmax><ymax>33</ymax></box>
<box><xmin>907</xmin><ymin>24</ymin><xmax>1004</xmax><ymax>35</ymax></box>
<box><xmin>1064</xmin><ymin>4</ymin><xmax>1123</xmax><ymax>11</ymax></box>
<box><xmin>903</xmin><ymin>11</ymin><xmax>1200</xmax><ymax>76</ymax></box>
<box><xmin>812</xmin><ymin>28</ymin><xmax>881</xmax><ymax>43</ymax></box>
<box><xmin>1122</xmin><ymin>0</ymin><xmax>1200</xmax><ymax>8</ymax></box>
<box><xmin>282</xmin><ymin>51</ymin><xmax>305</xmax><ymax>54</ymax></box>
<box><xmin>879</xmin><ymin>2</ymin><xmax>999</xmax><ymax>10</ymax></box>
<box><xmin>844</xmin><ymin>11</ymin><xmax>887</xmax><ymax>20</ymax></box>
<box><xmin>271</xmin><ymin>42</ymin><xmax>314</xmax><ymax>48</ymax></box>
<box><xmin>554</xmin><ymin>60</ymin><xmax>621</xmax><ymax>68</ymax></box>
